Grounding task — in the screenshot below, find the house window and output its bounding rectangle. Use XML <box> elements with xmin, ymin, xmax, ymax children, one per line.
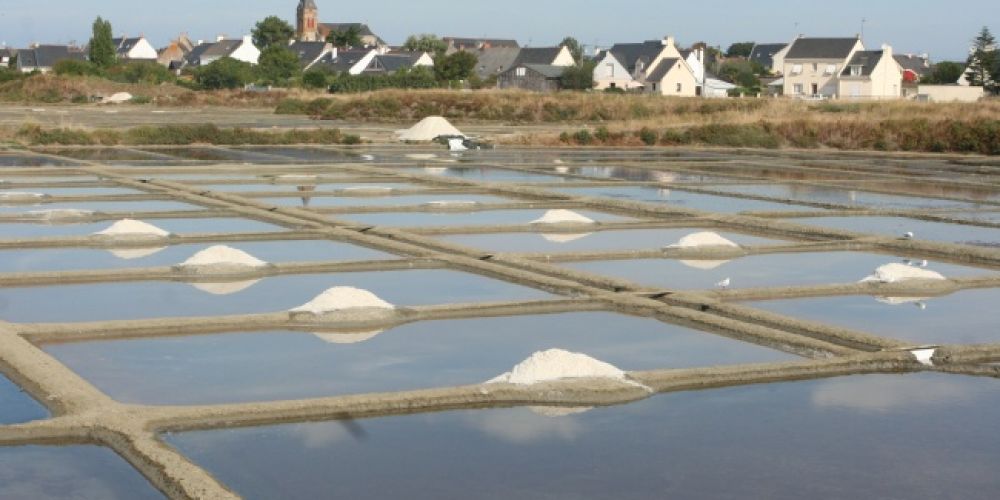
<box><xmin>606</xmin><ymin>63</ymin><xmax>615</xmax><ymax>78</ymax></box>
<box><xmin>652</xmin><ymin>83</ymin><xmax>658</xmax><ymax>91</ymax></box>
<box><xmin>825</xmin><ymin>64</ymin><xmax>837</xmax><ymax>75</ymax></box>
<box><xmin>676</xmin><ymin>83</ymin><xmax>682</xmax><ymax>93</ymax></box>
<box><xmin>850</xmin><ymin>65</ymin><xmax>862</xmax><ymax>76</ymax></box>
<box><xmin>812</xmin><ymin>63</ymin><xmax>818</xmax><ymax>73</ymax></box>
<box><xmin>515</xmin><ymin>67</ymin><xmax>526</xmax><ymax>77</ymax></box>
<box><xmin>791</xmin><ymin>64</ymin><xmax>803</xmax><ymax>75</ymax></box>
<box><xmin>793</xmin><ymin>83</ymin><xmax>804</xmax><ymax>95</ymax></box>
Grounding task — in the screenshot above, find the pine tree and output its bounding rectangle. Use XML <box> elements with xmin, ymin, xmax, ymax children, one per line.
<box><xmin>88</xmin><ymin>17</ymin><xmax>116</xmax><ymax>68</ymax></box>
<box><xmin>965</xmin><ymin>26</ymin><xmax>998</xmax><ymax>90</ymax></box>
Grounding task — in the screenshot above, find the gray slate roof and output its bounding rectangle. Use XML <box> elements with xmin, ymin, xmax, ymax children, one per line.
<box><xmin>749</xmin><ymin>43</ymin><xmax>787</xmax><ymax>68</ymax></box>
<box><xmin>368</xmin><ymin>53</ymin><xmax>423</xmax><ymax>73</ymax></box>
<box><xmin>185</xmin><ymin>40</ymin><xmax>243</xmax><ymax>66</ymax></box>
<box><xmin>608</xmin><ymin>41</ymin><xmax>666</xmax><ymax>73</ymax></box>
<box><xmin>289</xmin><ymin>41</ymin><xmax>330</xmax><ymax>67</ymax></box>
<box><xmin>513</xmin><ymin>47</ymin><xmax>563</xmax><ymax>65</ymax></box>
<box><xmin>112</xmin><ymin>37</ymin><xmax>143</xmax><ymax>56</ymax></box>
<box><xmin>840</xmin><ymin>50</ymin><xmax>885</xmax><ymax>77</ymax></box>
<box><xmin>510</xmin><ymin>64</ymin><xmax>566</xmax><ymax>79</ymax></box>
<box><xmin>17</xmin><ymin>45</ymin><xmax>86</xmax><ymax>69</ymax></box>
<box><xmin>445</xmin><ymin>37</ymin><xmax>519</xmax><ymax>50</ymax></box>
<box><xmin>785</xmin><ymin>38</ymin><xmax>859</xmax><ymax>59</ymax></box>
<box><xmin>645</xmin><ymin>58</ymin><xmax>681</xmax><ymax>82</ymax></box>
<box><xmin>893</xmin><ymin>54</ymin><xmax>930</xmax><ymax>76</ymax></box>
<box><xmin>473</xmin><ymin>47</ymin><xmax>521</xmax><ymax>78</ymax></box>
<box><xmin>315</xmin><ymin>49</ymin><xmax>373</xmax><ymax>73</ymax></box>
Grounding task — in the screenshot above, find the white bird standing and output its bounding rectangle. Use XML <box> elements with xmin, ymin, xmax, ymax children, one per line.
<box><xmin>903</xmin><ymin>232</ymin><xmax>915</xmax><ymax>240</ymax></box>
<box><xmin>716</xmin><ymin>278</ymin><xmax>732</xmax><ymax>289</ymax></box>
<box><xmin>920</xmin><ymin>260</ymin><xmax>929</xmax><ymax>268</ymax></box>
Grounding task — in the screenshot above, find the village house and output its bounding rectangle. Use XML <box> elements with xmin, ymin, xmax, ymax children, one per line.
<box><xmin>157</xmin><ymin>35</ymin><xmax>195</xmax><ymax>69</ymax></box>
<box><xmin>312</xmin><ymin>48</ymin><xmax>379</xmax><ymax>75</ymax></box>
<box><xmin>593</xmin><ymin>37</ymin><xmax>698</xmax><ymax>96</ymax></box>
<box><xmin>362</xmin><ymin>51</ymin><xmax>434</xmax><ymax>74</ymax></box>
<box><xmin>498</xmin><ymin>64</ymin><xmax>564</xmax><ymax>92</ymax></box>
<box><xmin>0</xmin><ymin>48</ymin><xmax>15</xmax><ymax>67</ymax></box>
<box><xmin>296</xmin><ymin>0</ymin><xmax>386</xmax><ymax>48</ymax></box>
<box><xmin>893</xmin><ymin>53</ymin><xmax>931</xmax><ymax>83</ymax></box>
<box><xmin>112</xmin><ymin>36</ymin><xmax>158</xmax><ymax>61</ymax></box>
<box><xmin>13</xmin><ymin>45</ymin><xmax>87</xmax><ymax>73</ymax></box>
<box><xmin>837</xmin><ymin>45</ymin><xmax>904</xmax><ymax>100</ymax></box>
<box><xmin>289</xmin><ymin>41</ymin><xmax>337</xmax><ymax>70</ymax></box>
<box><xmin>748</xmin><ymin>43</ymin><xmax>790</xmax><ymax>75</ymax></box>
<box><xmin>782</xmin><ymin>36</ymin><xmax>865</xmax><ymax>98</ymax></box>
<box><xmin>471</xmin><ymin>45</ymin><xmax>574</xmax><ymax>81</ymax></box>
<box><xmin>185</xmin><ymin>36</ymin><xmax>260</xmax><ymax>67</ymax></box>
<box><xmin>444</xmin><ymin>37</ymin><xmax>519</xmax><ymax>53</ymax></box>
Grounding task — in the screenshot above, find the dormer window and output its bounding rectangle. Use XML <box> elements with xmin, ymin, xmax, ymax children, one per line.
<box><xmin>850</xmin><ymin>65</ymin><xmax>862</xmax><ymax>76</ymax></box>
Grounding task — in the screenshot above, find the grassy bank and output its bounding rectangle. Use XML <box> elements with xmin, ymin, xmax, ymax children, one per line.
<box><xmin>9</xmin><ymin>124</ymin><xmax>361</xmax><ymax>146</ymax></box>
<box><xmin>546</xmin><ymin>119</ymin><xmax>1000</xmax><ymax>155</ymax></box>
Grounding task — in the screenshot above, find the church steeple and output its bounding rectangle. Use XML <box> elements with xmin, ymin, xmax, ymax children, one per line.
<box><xmin>296</xmin><ymin>0</ymin><xmax>319</xmax><ymax>42</ymax></box>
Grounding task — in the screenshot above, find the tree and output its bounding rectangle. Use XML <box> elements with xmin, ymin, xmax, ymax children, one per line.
<box><xmin>326</xmin><ymin>26</ymin><xmax>362</xmax><ymax>49</ymax></box>
<box><xmin>922</xmin><ymin>61</ymin><xmax>965</xmax><ymax>84</ymax></box>
<box><xmin>301</xmin><ymin>69</ymin><xmax>330</xmax><ymax>89</ymax></box>
<box><xmin>88</xmin><ymin>16</ymin><xmax>116</xmax><ymax>68</ymax></box>
<box><xmin>256</xmin><ymin>45</ymin><xmax>301</xmax><ymax>85</ymax></box>
<box><xmin>560</xmin><ymin>60</ymin><xmax>596</xmax><ymax>90</ymax></box>
<box><xmin>965</xmin><ymin>26</ymin><xmax>999</xmax><ymax>89</ymax></box>
<box><xmin>403</xmin><ymin>34</ymin><xmax>447</xmax><ymax>54</ymax></box>
<box><xmin>725</xmin><ymin>42</ymin><xmax>755</xmax><ymax>58</ymax></box>
<box><xmin>560</xmin><ymin>37</ymin><xmax>583</xmax><ymax>62</ymax></box>
<box><xmin>717</xmin><ymin>60</ymin><xmax>761</xmax><ymax>90</ymax></box>
<box><xmin>195</xmin><ymin>57</ymin><xmax>254</xmax><ymax>90</ymax></box>
<box><xmin>253</xmin><ymin>16</ymin><xmax>295</xmax><ymax>50</ymax></box>
<box><xmin>434</xmin><ymin>51</ymin><xmax>477</xmax><ymax>82</ymax></box>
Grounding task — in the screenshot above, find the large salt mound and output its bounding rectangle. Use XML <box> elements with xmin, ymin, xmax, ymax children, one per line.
<box><xmin>530</xmin><ymin>210</ymin><xmax>596</xmax><ymax>225</ymax></box>
<box><xmin>860</xmin><ymin>263</ymin><xmax>946</xmax><ymax>284</ymax></box>
<box><xmin>0</xmin><ymin>191</ymin><xmax>49</xmax><ymax>202</ymax></box>
<box><xmin>488</xmin><ymin>349</ymin><xmax>647</xmax><ymax>389</ymax></box>
<box><xmin>291</xmin><ymin>287</ymin><xmax>395</xmax><ymax>315</ymax></box>
<box><xmin>179</xmin><ymin>245</ymin><xmax>268</xmax><ymax>269</ymax></box>
<box><xmin>668</xmin><ymin>232</ymin><xmax>740</xmax><ymax>249</ymax></box>
<box><xmin>397</xmin><ymin>116</ymin><xmax>464</xmax><ymax>142</ymax></box>
<box><xmin>94</xmin><ymin>219</ymin><xmax>171</xmax><ymax>238</ymax></box>
<box><xmin>25</xmin><ymin>209</ymin><xmax>95</xmax><ymax>221</ymax></box>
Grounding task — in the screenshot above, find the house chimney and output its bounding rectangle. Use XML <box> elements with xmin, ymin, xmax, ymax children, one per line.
<box><xmin>216</xmin><ymin>35</ymin><xmax>225</xmax><ymax>42</ymax></box>
<box><xmin>663</xmin><ymin>36</ymin><xmax>675</xmax><ymax>47</ymax></box>
<box><xmin>882</xmin><ymin>43</ymin><xmax>892</xmax><ymax>58</ymax></box>
<box><xmin>243</xmin><ymin>34</ymin><xmax>253</xmax><ymax>45</ymax></box>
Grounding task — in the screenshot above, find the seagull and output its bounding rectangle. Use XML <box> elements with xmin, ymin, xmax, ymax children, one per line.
<box><xmin>359</xmin><ymin>154</ymin><xmax>375</xmax><ymax>161</ymax></box>
<box><xmin>915</xmin><ymin>302</ymin><xmax>928</xmax><ymax>310</ymax></box>
<box><xmin>903</xmin><ymin>232</ymin><xmax>915</xmax><ymax>240</ymax></box>
<box><xmin>920</xmin><ymin>260</ymin><xmax>929</xmax><ymax>268</ymax></box>
<box><xmin>716</xmin><ymin>278</ymin><xmax>731</xmax><ymax>290</ymax></box>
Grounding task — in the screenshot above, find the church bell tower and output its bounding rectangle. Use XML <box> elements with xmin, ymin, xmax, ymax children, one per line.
<box><xmin>297</xmin><ymin>0</ymin><xmax>319</xmax><ymax>41</ymax></box>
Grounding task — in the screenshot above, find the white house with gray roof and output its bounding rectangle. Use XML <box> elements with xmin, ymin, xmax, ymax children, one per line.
<box><xmin>837</xmin><ymin>45</ymin><xmax>904</xmax><ymax>100</ymax></box>
<box><xmin>185</xmin><ymin>36</ymin><xmax>260</xmax><ymax>67</ymax></box>
<box><xmin>113</xmin><ymin>36</ymin><xmax>157</xmax><ymax>61</ymax></box>
<box><xmin>782</xmin><ymin>36</ymin><xmax>865</xmax><ymax>98</ymax></box>
<box><xmin>593</xmin><ymin>37</ymin><xmax>698</xmax><ymax>96</ymax></box>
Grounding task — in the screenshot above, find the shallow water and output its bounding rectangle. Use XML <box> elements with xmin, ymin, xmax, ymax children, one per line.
<box><xmin>791</xmin><ymin>216</ymin><xmax>1000</xmax><ymax>247</ymax></box>
<box><xmin>200</xmin><ymin>182</ymin><xmax>419</xmax><ymax>193</ymax></box>
<box><xmin>0</xmin><ymin>239</ymin><xmax>394</xmax><ymax>273</ymax></box>
<box><xmin>563</xmin><ymin>252</ymin><xmax>991</xmax><ymax>290</ymax></box>
<box><xmin>401</xmin><ymin>166</ymin><xmax>569</xmax><ymax>183</ymax></box>
<box><xmin>439</xmin><ymin>228</ymin><xmax>785</xmax><ymax>253</ymax></box>
<box><xmin>0</xmin><ymin>200</ymin><xmax>201</xmax><ymax>215</ymax></box>
<box><xmin>0</xmin><ymin>374</ymin><xmax>48</xmax><ymax>424</ymax></box>
<box><xmin>949</xmin><ymin>211</ymin><xmax>1000</xmax><ymax>224</ymax></box>
<box><xmin>0</xmin><ymin>269</ymin><xmax>551</xmax><ymax>323</ymax></box>
<box><xmin>138</xmin><ymin>147</ymin><xmax>284</xmax><ymax>163</ymax></box>
<box><xmin>45</xmin><ymin>312</ymin><xmax>795</xmax><ymax>405</ymax></box>
<box><xmin>236</xmin><ymin>147</ymin><xmax>355</xmax><ymax>162</ymax></box>
<box><xmin>166</xmin><ymin>373</ymin><xmax>1000</xmax><ymax>500</ymax></box>
<box><xmin>0</xmin><ymin>217</ymin><xmax>285</xmax><ymax>240</ymax></box>
<box><xmin>748</xmin><ymin>288</ymin><xmax>1000</xmax><ymax>345</ymax></box>
<box><xmin>544</xmin><ymin>166</ymin><xmax>739</xmax><ymax>183</ymax></box>
<box><xmin>43</xmin><ymin>148</ymin><xmax>163</xmax><ymax>162</ymax></box>
<box><xmin>555</xmin><ymin>185</ymin><xmax>820</xmax><ymax>213</ymax></box>
<box><xmin>714</xmin><ymin>184</ymin><xmax>985</xmax><ymax>209</ymax></box>
<box><xmin>0</xmin><ymin>186</ymin><xmax>147</xmax><ymax>197</ymax></box>
<box><xmin>341</xmin><ymin>209</ymin><xmax>631</xmax><ymax>228</ymax></box>
<box><xmin>0</xmin><ymin>446</ymin><xmax>162</xmax><ymax>499</ymax></box>
<box><xmin>0</xmin><ymin>155</ymin><xmax>79</xmax><ymax>167</ymax></box>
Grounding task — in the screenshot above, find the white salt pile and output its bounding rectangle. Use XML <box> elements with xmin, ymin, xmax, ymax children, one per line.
<box><xmin>178</xmin><ymin>245</ymin><xmax>268</xmax><ymax>269</ymax></box>
<box><xmin>540</xmin><ymin>233</ymin><xmax>592</xmax><ymax>244</ymax></box>
<box><xmin>667</xmin><ymin>232</ymin><xmax>739</xmax><ymax>249</ymax></box>
<box><xmin>0</xmin><ymin>191</ymin><xmax>49</xmax><ymax>202</ymax></box>
<box><xmin>397</xmin><ymin>116</ymin><xmax>464</xmax><ymax>142</ymax></box>
<box><xmin>25</xmin><ymin>209</ymin><xmax>95</xmax><ymax>221</ymax></box>
<box><xmin>94</xmin><ymin>219</ymin><xmax>171</xmax><ymax>238</ymax></box>
<box><xmin>190</xmin><ymin>280</ymin><xmax>261</xmax><ymax>295</ymax></box>
<box><xmin>107</xmin><ymin>247</ymin><xmax>167</xmax><ymax>260</ymax></box>
<box><xmin>487</xmin><ymin>349</ymin><xmax>649</xmax><ymax>390</ymax></box>
<box><xmin>530</xmin><ymin>210</ymin><xmax>597</xmax><ymax>226</ymax></box>
<box><xmin>291</xmin><ymin>287</ymin><xmax>395</xmax><ymax>315</ymax></box>
<box><xmin>860</xmin><ymin>263</ymin><xmax>946</xmax><ymax>284</ymax></box>
<box><xmin>424</xmin><ymin>200</ymin><xmax>479</xmax><ymax>209</ymax></box>
<box><xmin>312</xmin><ymin>330</ymin><xmax>384</xmax><ymax>344</ymax></box>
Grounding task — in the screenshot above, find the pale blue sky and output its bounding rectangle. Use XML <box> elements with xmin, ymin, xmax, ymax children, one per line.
<box><xmin>2</xmin><ymin>1</ymin><xmax>996</xmax><ymax>60</ymax></box>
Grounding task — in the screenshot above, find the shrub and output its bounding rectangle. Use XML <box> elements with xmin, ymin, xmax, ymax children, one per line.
<box><xmin>572</xmin><ymin>129</ymin><xmax>593</xmax><ymax>145</ymax></box>
<box><xmin>53</xmin><ymin>59</ymin><xmax>102</xmax><ymax>77</ymax></box>
<box><xmin>107</xmin><ymin>61</ymin><xmax>174</xmax><ymax>84</ymax></box>
<box><xmin>637</xmin><ymin>127</ymin><xmax>658</xmax><ymax>146</ymax></box>
<box><xmin>274</xmin><ymin>98</ymin><xmax>308</xmax><ymax>115</ymax></box>
<box><xmin>301</xmin><ymin>69</ymin><xmax>330</xmax><ymax>89</ymax></box>
<box><xmin>194</xmin><ymin>58</ymin><xmax>254</xmax><ymax>90</ymax></box>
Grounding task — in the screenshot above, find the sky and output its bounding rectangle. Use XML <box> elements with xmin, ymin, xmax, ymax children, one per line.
<box><xmin>1</xmin><ymin>0</ymin><xmax>996</xmax><ymax>60</ymax></box>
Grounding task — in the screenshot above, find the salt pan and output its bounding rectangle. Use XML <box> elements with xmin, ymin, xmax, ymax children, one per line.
<box><xmin>25</xmin><ymin>209</ymin><xmax>95</xmax><ymax>221</ymax></box>
<box><xmin>530</xmin><ymin>210</ymin><xmax>596</xmax><ymax>225</ymax></box>
<box><xmin>179</xmin><ymin>245</ymin><xmax>268</xmax><ymax>269</ymax></box>
<box><xmin>94</xmin><ymin>219</ymin><xmax>171</xmax><ymax>238</ymax></box>
<box><xmin>667</xmin><ymin>232</ymin><xmax>739</xmax><ymax>249</ymax></box>
<box><xmin>0</xmin><ymin>192</ymin><xmax>49</xmax><ymax>202</ymax></box>
<box><xmin>860</xmin><ymin>263</ymin><xmax>946</xmax><ymax>284</ymax></box>
<box><xmin>487</xmin><ymin>349</ymin><xmax>648</xmax><ymax>390</ymax></box>
<box><xmin>424</xmin><ymin>200</ymin><xmax>479</xmax><ymax>209</ymax></box>
<box><xmin>290</xmin><ymin>287</ymin><xmax>395</xmax><ymax>315</ymax></box>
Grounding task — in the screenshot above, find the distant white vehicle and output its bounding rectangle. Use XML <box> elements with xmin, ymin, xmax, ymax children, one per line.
<box><xmin>716</xmin><ymin>278</ymin><xmax>731</xmax><ymax>289</ymax></box>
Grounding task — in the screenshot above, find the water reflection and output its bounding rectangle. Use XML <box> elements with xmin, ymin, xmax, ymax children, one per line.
<box><xmin>0</xmin><ymin>446</ymin><xmax>162</xmax><ymax>500</ymax></box>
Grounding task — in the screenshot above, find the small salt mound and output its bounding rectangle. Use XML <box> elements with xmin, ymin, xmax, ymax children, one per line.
<box><xmin>540</xmin><ymin>233</ymin><xmax>592</xmax><ymax>244</ymax></box>
<box><xmin>679</xmin><ymin>259</ymin><xmax>731</xmax><ymax>270</ymax></box>
<box><xmin>0</xmin><ymin>191</ymin><xmax>49</xmax><ymax>202</ymax></box>
<box><xmin>25</xmin><ymin>209</ymin><xmax>95</xmax><ymax>221</ymax></box>
<box><xmin>397</xmin><ymin>116</ymin><xmax>464</xmax><ymax>142</ymax></box>
<box><xmin>668</xmin><ymin>232</ymin><xmax>739</xmax><ymax>249</ymax></box>
<box><xmin>105</xmin><ymin>92</ymin><xmax>133</xmax><ymax>104</ymax></box>
<box><xmin>179</xmin><ymin>245</ymin><xmax>268</xmax><ymax>269</ymax></box>
<box><xmin>860</xmin><ymin>263</ymin><xmax>946</xmax><ymax>284</ymax></box>
<box><xmin>530</xmin><ymin>210</ymin><xmax>596</xmax><ymax>226</ymax></box>
<box><xmin>488</xmin><ymin>349</ymin><xmax>647</xmax><ymax>389</ymax></box>
<box><xmin>554</xmin><ymin>166</ymin><xmax>570</xmax><ymax>174</ymax></box>
<box><xmin>291</xmin><ymin>287</ymin><xmax>395</xmax><ymax>315</ymax></box>
<box><xmin>312</xmin><ymin>330</ymin><xmax>384</xmax><ymax>344</ymax></box>
<box><xmin>107</xmin><ymin>247</ymin><xmax>167</xmax><ymax>260</ymax></box>
<box><xmin>190</xmin><ymin>280</ymin><xmax>260</xmax><ymax>295</ymax></box>
<box><xmin>94</xmin><ymin>219</ymin><xmax>171</xmax><ymax>238</ymax></box>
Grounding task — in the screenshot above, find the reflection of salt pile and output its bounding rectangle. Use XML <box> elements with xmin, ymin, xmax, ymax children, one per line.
<box><xmin>0</xmin><ymin>192</ymin><xmax>49</xmax><ymax>203</ymax></box>
<box><xmin>291</xmin><ymin>287</ymin><xmax>396</xmax><ymax>320</ymax></box>
<box><xmin>25</xmin><ymin>209</ymin><xmax>96</xmax><ymax>222</ymax></box>
<box><xmin>667</xmin><ymin>232</ymin><xmax>740</xmax><ymax>249</ymax></box>
<box><xmin>424</xmin><ymin>200</ymin><xmax>479</xmax><ymax>209</ymax></box>
<box><xmin>397</xmin><ymin>116</ymin><xmax>464</xmax><ymax>142</ymax></box>
<box><xmin>528</xmin><ymin>406</ymin><xmax>594</xmax><ymax>417</ymax></box>
<box><xmin>875</xmin><ymin>296</ymin><xmax>931</xmax><ymax>306</ymax></box>
<box><xmin>423</xmin><ymin>166</ymin><xmax>448</xmax><ymax>174</ymax></box>
<box><xmin>93</xmin><ymin>219</ymin><xmax>171</xmax><ymax>240</ymax></box>
<box><xmin>343</xmin><ymin>186</ymin><xmax>394</xmax><ymax>195</ymax></box>
<box><xmin>178</xmin><ymin>245</ymin><xmax>268</xmax><ymax>271</ymax></box>
<box><xmin>312</xmin><ymin>330</ymin><xmax>385</xmax><ymax>344</ymax></box>
<box><xmin>190</xmin><ymin>280</ymin><xmax>261</xmax><ymax>295</ymax></box>
<box><xmin>540</xmin><ymin>233</ymin><xmax>593</xmax><ymax>244</ymax></box>
<box><xmin>530</xmin><ymin>210</ymin><xmax>596</xmax><ymax>226</ymax></box>
<box><xmin>273</xmin><ymin>174</ymin><xmax>319</xmax><ymax>184</ymax></box>
<box><xmin>860</xmin><ymin>263</ymin><xmax>946</xmax><ymax>284</ymax></box>
<box><xmin>107</xmin><ymin>247</ymin><xmax>167</xmax><ymax>260</ymax></box>
<box><xmin>679</xmin><ymin>260</ymin><xmax>730</xmax><ymax>270</ymax></box>
<box><xmin>487</xmin><ymin>349</ymin><xmax>649</xmax><ymax>390</ymax></box>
